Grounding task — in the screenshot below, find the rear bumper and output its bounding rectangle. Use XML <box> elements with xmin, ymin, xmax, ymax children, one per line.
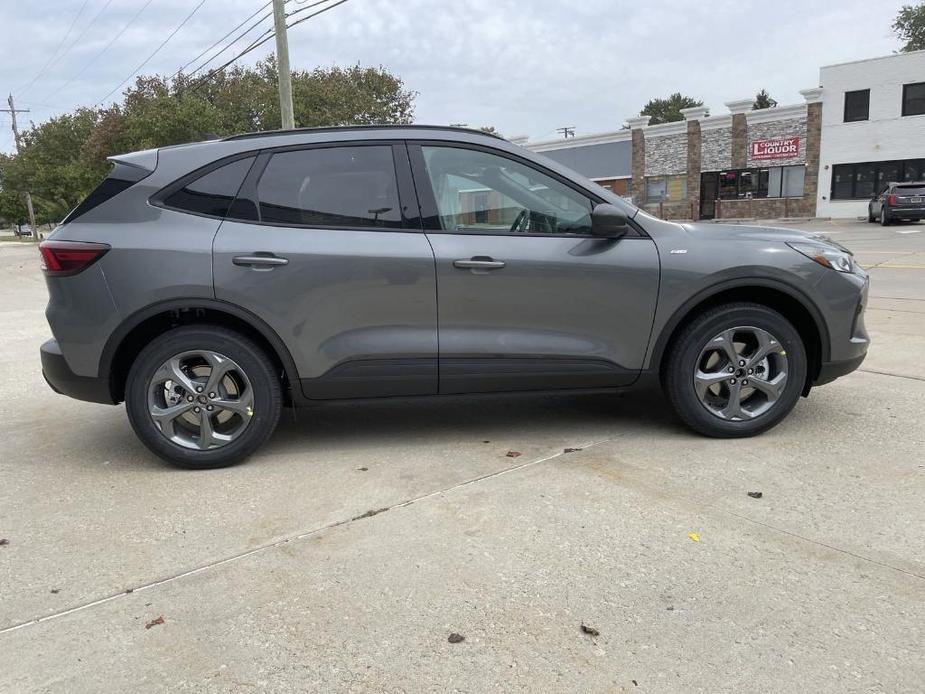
<box><xmin>41</xmin><ymin>339</ymin><xmax>115</xmax><ymax>405</ymax></box>
<box><xmin>888</xmin><ymin>207</ymin><xmax>925</xmax><ymax>220</ymax></box>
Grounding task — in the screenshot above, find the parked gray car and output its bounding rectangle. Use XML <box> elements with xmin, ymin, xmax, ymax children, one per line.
<box><xmin>39</xmin><ymin>126</ymin><xmax>869</xmax><ymax>468</ymax></box>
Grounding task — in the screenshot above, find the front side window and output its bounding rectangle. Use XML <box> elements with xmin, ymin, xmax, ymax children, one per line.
<box><xmin>163</xmin><ymin>156</ymin><xmax>255</xmax><ymax>219</ymax></box>
<box><xmin>902</xmin><ymin>82</ymin><xmax>925</xmax><ymax>117</ymax></box>
<box><xmin>420</xmin><ymin>146</ymin><xmax>593</xmax><ymax>235</ymax></box>
<box><xmin>843</xmin><ymin>89</ymin><xmax>870</xmax><ymax>122</ymax></box>
<box><xmin>256</xmin><ymin>146</ymin><xmax>402</xmax><ymax>228</ymax></box>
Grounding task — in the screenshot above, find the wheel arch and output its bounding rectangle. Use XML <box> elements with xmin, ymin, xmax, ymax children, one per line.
<box><xmin>650</xmin><ymin>279</ymin><xmax>830</xmax><ymax>393</ymax></box>
<box><xmin>102</xmin><ymin>299</ymin><xmax>300</xmax><ymax>404</ymax></box>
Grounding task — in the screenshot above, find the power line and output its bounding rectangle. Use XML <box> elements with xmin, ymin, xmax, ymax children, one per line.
<box><xmin>19</xmin><ymin>0</ymin><xmax>92</xmax><ymax>96</ymax></box>
<box><xmin>47</xmin><ymin>0</ymin><xmax>159</xmax><ymax>102</ymax></box>
<box><xmin>183</xmin><ymin>9</ymin><xmax>276</xmax><ymax>80</ymax></box>
<box><xmin>32</xmin><ymin>0</ymin><xmax>118</xmax><ymax>97</ymax></box>
<box><xmin>188</xmin><ymin>0</ymin><xmax>352</xmax><ymax>94</ymax></box>
<box><xmin>95</xmin><ymin>0</ymin><xmax>208</xmax><ymax>106</ymax></box>
<box><xmin>171</xmin><ymin>2</ymin><xmax>273</xmax><ymax>80</ymax></box>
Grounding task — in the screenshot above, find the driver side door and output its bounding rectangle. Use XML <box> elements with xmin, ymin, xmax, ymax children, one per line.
<box><xmin>408</xmin><ymin>142</ymin><xmax>660</xmax><ymax>394</ymax></box>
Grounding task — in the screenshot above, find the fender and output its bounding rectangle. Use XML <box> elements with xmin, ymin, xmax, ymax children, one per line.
<box><xmin>645</xmin><ymin>275</ymin><xmax>831</xmax><ymax>371</ymax></box>
<box><xmin>99</xmin><ymin>297</ymin><xmax>301</xmax><ymax>391</ymax></box>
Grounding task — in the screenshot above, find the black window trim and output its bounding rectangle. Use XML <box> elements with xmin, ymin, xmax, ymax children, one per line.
<box><xmin>152</xmin><ymin>140</ymin><xmax>423</xmax><ymax>232</ymax></box>
<box><xmin>843</xmin><ymin>88</ymin><xmax>870</xmax><ymax>123</ymax></box>
<box><xmin>902</xmin><ymin>81</ymin><xmax>925</xmax><ymax>118</ymax></box>
<box><xmin>406</xmin><ymin>139</ymin><xmax>647</xmax><ymax>239</ymax></box>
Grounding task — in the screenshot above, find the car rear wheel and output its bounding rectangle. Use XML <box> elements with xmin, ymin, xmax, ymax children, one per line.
<box><xmin>880</xmin><ymin>208</ymin><xmax>891</xmax><ymax>226</ymax></box>
<box><xmin>664</xmin><ymin>303</ymin><xmax>806</xmax><ymax>438</ymax></box>
<box><xmin>125</xmin><ymin>326</ymin><xmax>282</xmax><ymax>468</ymax></box>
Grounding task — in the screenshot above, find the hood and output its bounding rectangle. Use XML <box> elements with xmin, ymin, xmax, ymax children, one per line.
<box><xmin>679</xmin><ymin>222</ymin><xmax>850</xmax><ymax>251</ymax></box>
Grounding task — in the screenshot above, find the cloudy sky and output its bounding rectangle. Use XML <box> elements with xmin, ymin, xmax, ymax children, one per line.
<box><xmin>0</xmin><ymin>0</ymin><xmax>909</xmax><ymax>152</ymax></box>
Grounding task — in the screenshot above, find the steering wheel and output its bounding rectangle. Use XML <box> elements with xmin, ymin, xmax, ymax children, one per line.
<box><xmin>510</xmin><ymin>208</ymin><xmax>528</xmax><ymax>232</ymax></box>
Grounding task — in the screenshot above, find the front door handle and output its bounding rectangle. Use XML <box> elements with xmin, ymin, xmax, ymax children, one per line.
<box><xmin>453</xmin><ymin>257</ymin><xmax>506</xmax><ymax>271</ymax></box>
<box><xmin>232</xmin><ymin>254</ymin><xmax>289</xmax><ymax>269</ymax></box>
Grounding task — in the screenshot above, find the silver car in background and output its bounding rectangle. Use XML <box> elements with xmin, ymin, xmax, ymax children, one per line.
<box><xmin>39</xmin><ymin>126</ymin><xmax>869</xmax><ymax>468</ymax></box>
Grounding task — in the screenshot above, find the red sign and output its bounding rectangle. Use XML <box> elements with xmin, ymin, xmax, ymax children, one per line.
<box><xmin>750</xmin><ymin>136</ymin><xmax>800</xmax><ymax>160</ymax></box>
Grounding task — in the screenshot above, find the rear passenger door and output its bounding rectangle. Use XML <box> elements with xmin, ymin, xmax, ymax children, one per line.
<box><xmin>212</xmin><ymin>142</ymin><xmax>438</xmax><ymax>399</ymax></box>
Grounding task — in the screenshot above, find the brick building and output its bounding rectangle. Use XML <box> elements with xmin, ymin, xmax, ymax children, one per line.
<box><xmin>521</xmin><ymin>50</ymin><xmax>925</xmax><ymax>221</ymax></box>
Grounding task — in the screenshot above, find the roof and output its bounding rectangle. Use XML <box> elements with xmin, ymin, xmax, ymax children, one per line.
<box><xmin>223</xmin><ymin>124</ymin><xmax>505</xmax><ymax>142</ymax></box>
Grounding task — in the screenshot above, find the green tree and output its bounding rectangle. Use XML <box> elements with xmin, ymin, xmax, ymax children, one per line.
<box><xmin>893</xmin><ymin>2</ymin><xmax>925</xmax><ymax>52</ymax></box>
<box><xmin>639</xmin><ymin>93</ymin><xmax>705</xmax><ymax>125</ymax></box>
<box><xmin>0</xmin><ymin>155</ymin><xmax>29</xmax><ymax>228</ymax></box>
<box><xmin>1</xmin><ymin>58</ymin><xmax>416</xmax><ymax>223</ymax></box>
<box><xmin>753</xmin><ymin>89</ymin><xmax>778</xmax><ymax>110</ymax></box>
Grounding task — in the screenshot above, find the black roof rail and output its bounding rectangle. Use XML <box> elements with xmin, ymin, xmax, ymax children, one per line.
<box><xmin>222</xmin><ymin>124</ymin><xmax>504</xmax><ymax>142</ymax></box>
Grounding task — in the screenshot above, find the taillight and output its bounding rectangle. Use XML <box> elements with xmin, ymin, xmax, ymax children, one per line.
<box><xmin>39</xmin><ymin>240</ymin><xmax>110</xmax><ymax>276</ymax></box>
<box><xmin>886</xmin><ymin>194</ymin><xmax>897</xmax><ymax>206</ymax></box>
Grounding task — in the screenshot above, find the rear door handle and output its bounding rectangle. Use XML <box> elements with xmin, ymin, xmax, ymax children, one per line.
<box><xmin>453</xmin><ymin>257</ymin><xmax>506</xmax><ymax>270</ymax></box>
<box><xmin>232</xmin><ymin>254</ymin><xmax>289</xmax><ymax>269</ymax></box>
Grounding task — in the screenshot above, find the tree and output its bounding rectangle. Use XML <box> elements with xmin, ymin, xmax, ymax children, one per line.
<box><xmin>639</xmin><ymin>93</ymin><xmax>705</xmax><ymax>125</ymax></box>
<box><xmin>0</xmin><ymin>155</ymin><xmax>29</xmax><ymax>228</ymax></box>
<box><xmin>753</xmin><ymin>89</ymin><xmax>778</xmax><ymax>110</ymax></box>
<box><xmin>0</xmin><ymin>58</ymin><xmax>416</xmax><ymax>224</ymax></box>
<box><xmin>893</xmin><ymin>2</ymin><xmax>925</xmax><ymax>52</ymax></box>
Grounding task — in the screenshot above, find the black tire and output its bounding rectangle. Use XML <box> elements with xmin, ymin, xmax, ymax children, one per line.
<box><xmin>880</xmin><ymin>208</ymin><xmax>890</xmax><ymax>226</ymax></box>
<box><xmin>125</xmin><ymin>326</ymin><xmax>282</xmax><ymax>468</ymax></box>
<box><xmin>867</xmin><ymin>205</ymin><xmax>875</xmax><ymax>223</ymax></box>
<box><xmin>664</xmin><ymin>303</ymin><xmax>807</xmax><ymax>438</ymax></box>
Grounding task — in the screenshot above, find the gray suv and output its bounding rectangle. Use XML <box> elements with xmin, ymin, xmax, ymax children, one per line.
<box><xmin>39</xmin><ymin>126</ymin><xmax>869</xmax><ymax>468</ymax></box>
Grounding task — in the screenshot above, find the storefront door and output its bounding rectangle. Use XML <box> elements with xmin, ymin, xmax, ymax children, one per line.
<box><xmin>700</xmin><ymin>172</ymin><xmax>718</xmax><ymax>220</ymax></box>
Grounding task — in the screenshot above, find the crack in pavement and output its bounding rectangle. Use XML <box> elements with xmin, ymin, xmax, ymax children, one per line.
<box><xmin>859</xmin><ymin>368</ymin><xmax>925</xmax><ymax>382</ymax></box>
<box><xmin>0</xmin><ymin>437</ymin><xmax>616</xmax><ymax>636</ymax></box>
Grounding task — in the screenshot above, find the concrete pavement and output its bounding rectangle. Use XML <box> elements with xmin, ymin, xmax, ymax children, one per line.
<box><xmin>1</xmin><ymin>220</ymin><xmax>923</xmax><ymax>692</ymax></box>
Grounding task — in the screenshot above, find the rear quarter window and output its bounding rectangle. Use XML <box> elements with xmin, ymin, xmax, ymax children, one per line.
<box><xmin>62</xmin><ymin>162</ymin><xmax>150</xmax><ymax>224</ymax></box>
<box><xmin>162</xmin><ymin>156</ymin><xmax>256</xmax><ymax>219</ymax></box>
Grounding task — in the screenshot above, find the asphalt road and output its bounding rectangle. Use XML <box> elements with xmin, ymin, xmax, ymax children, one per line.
<box><xmin>1</xmin><ymin>220</ymin><xmax>923</xmax><ymax>693</ymax></box>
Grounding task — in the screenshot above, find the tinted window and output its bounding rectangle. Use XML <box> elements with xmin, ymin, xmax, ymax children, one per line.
<box><xmin>896</xmin><ymin>185</ymin><xmax>925</xmax><ymax>196</ymax></box>
<box><xmin>164</xmin><ymin>157</ymin><xmax>254</xmax><ymax>218</ymax></box>
<box><xmin>902</xmin><ymin>82</ymin><xmax>925</xmax><ymax>117</ymax></box>
<box><xmin>420</xmin><ymin>146</ymin><xmax>593</xmax><ymax>235</ymax></box>
<box><xmin>843</xmin><ymin>89</ymin><xmax>870</xmax><ymax>122</ymax></box>
<box><xmin>63</xmin><ymin>161</ymin><xmax>151</xmax><ymax>224</ymax></box>
<box><xmin>256</xmin><ymin>146</ymin><xmax>401</xmax><ymax>228</ymax></box>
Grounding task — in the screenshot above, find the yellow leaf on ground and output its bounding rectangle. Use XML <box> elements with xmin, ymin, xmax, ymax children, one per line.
<box><xmin>688</xmin><ymin>531</ymin><xmax>700</xmax><ymax>542</ymax></box>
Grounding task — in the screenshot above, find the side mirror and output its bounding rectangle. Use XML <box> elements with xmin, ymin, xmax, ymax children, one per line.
<box><xmin>591</xmin><ymin>203</ymin><xmax>629</xmax><ymax>239</ymax></box>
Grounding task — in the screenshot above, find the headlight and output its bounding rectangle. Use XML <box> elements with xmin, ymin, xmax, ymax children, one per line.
<box><xmin>788</xmin><ymin>242</ymin><xmax>857</xmax><ymax>273</ymax></box>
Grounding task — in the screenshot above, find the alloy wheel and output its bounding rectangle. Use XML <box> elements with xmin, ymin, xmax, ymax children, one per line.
<box><xmin>147</xmin><ymin>350</ymin><xmax>254</xmax><ymax>450</ymax></box>
<box><xmin>693</xmin><ymin>326</ymin><xmax>789</xmax><ymax>421</ymax></box>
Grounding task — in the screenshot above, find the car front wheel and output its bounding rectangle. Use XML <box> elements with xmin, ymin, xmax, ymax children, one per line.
<box><xmin>125</xmin><ymin>326</ymin><xmax>282</xmax><ymax>468</ymax></box>
<box><xmin>664</xmin><ymin>303</ymin><xmax>807</xmax><ymax>438</ymax></box>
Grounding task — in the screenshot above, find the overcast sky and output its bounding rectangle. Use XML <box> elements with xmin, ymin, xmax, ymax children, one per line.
<box><xmin>0</xmin><ymin>0</ymin><xmax>909</xmax><ymax>153</ymax></box>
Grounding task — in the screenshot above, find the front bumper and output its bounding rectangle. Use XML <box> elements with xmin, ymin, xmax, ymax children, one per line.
<box><xmin>41</xmin><ymin>339</ymin><xmax>115</xmax><ymax>405</ymax></box>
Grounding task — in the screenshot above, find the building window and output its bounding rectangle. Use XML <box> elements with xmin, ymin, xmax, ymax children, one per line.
<box><xmin>902</xmin><ymin>82</ymin><xmax>925</xmax><ymax>117</ymax></box>
<box><xmin>830</xmin><ymin>159</ymin><xmax>925</xmax><ymax>199</ymax></box>
<box><xmin>646</xmin><ymin>176</ymin><xmax>668</xmax><ymax>203</ymax></box>
<box><xmin>712</xmin><ymin>166</ymin><xmax>804</xmax><ymax>200</ymax></box>
<box><xmin>843</xmin><ymin>89</ymin><xmax>870</xmax><ymax>122</ymax></box>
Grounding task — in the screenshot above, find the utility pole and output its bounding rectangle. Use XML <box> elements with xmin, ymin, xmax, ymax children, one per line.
<box><xmin>2</xmin><ymin>94</ymin><xmax>37</xmax><ymax>237</ymax></box>
<box><xmin>556</xmin><ymin>126</ymin><xmax>575</xmax><ymax>139</ymax></box>
<box><xmin>272</xmin><ymin>0</ymin><xmax>295</xmax><ymax>130</ymax></box>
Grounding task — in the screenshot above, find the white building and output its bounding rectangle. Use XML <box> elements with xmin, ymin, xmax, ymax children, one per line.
<box><xmin>816</xmin><ymin>50</ymin><xmax>925</xmax><ymax>219</ymax></box>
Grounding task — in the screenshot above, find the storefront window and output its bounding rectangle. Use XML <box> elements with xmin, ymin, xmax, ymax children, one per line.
<box><xmin>854</xmin><ymin>164</ymin><xmax>876</xmax><ymax>199</ymax></box>
<box><xmin>646</xmin><ymin>176</ymin><xmax>667</xmax><ymax>203</ymax></box>
<box><xmin>718</xmin><ymin>171</ymin><xmax>738</xmax><ymax>199</ymax></box>
<box><xmin>667</xmin><ymin>175</ymin><xmax>687</xmax><ymax>202</ymax></box>
<box><xmin>767</xmin><ymin>167</ymin><xmax>783</xmax><ymax>198</ymax></box>
<box><xmin>738</xmin><ymin>170</ymin><xmax>757</xmax><ymax>198</ymax></box>
<box><xmin>782</xmin><ymin>166</ymin><xmax>805</xmax><ymax>197</ymax></box>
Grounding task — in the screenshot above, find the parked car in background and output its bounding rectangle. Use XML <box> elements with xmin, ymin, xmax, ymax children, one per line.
<box><xmin>39</xmin><ymin>126</ymin><xmax>869</xmax><ymax>468</ymax></box>
<box><xmin>14</xmin><ymin>225</ymin><xmax>33</xmax><ymax>237</ymax></box>
<box><xmin>869</xmin><ymin>182</ymin><xmax>925</xmax><ymax>225</ymax></box>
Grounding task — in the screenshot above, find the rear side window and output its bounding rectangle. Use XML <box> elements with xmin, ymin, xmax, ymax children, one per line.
<box><xmin>163</xmin><ymin>156</ymin><xmax>255</xmax><ymax>219</ymax></box>
<box><xmin>62</xmin><ymin>162</ymin><xmax>150</xmax><ymax>224</ymax></box>
<box><xmin>256</xmin><ymin>146</ymin><xmax>402</xmax><ymax>228</ymax></box>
